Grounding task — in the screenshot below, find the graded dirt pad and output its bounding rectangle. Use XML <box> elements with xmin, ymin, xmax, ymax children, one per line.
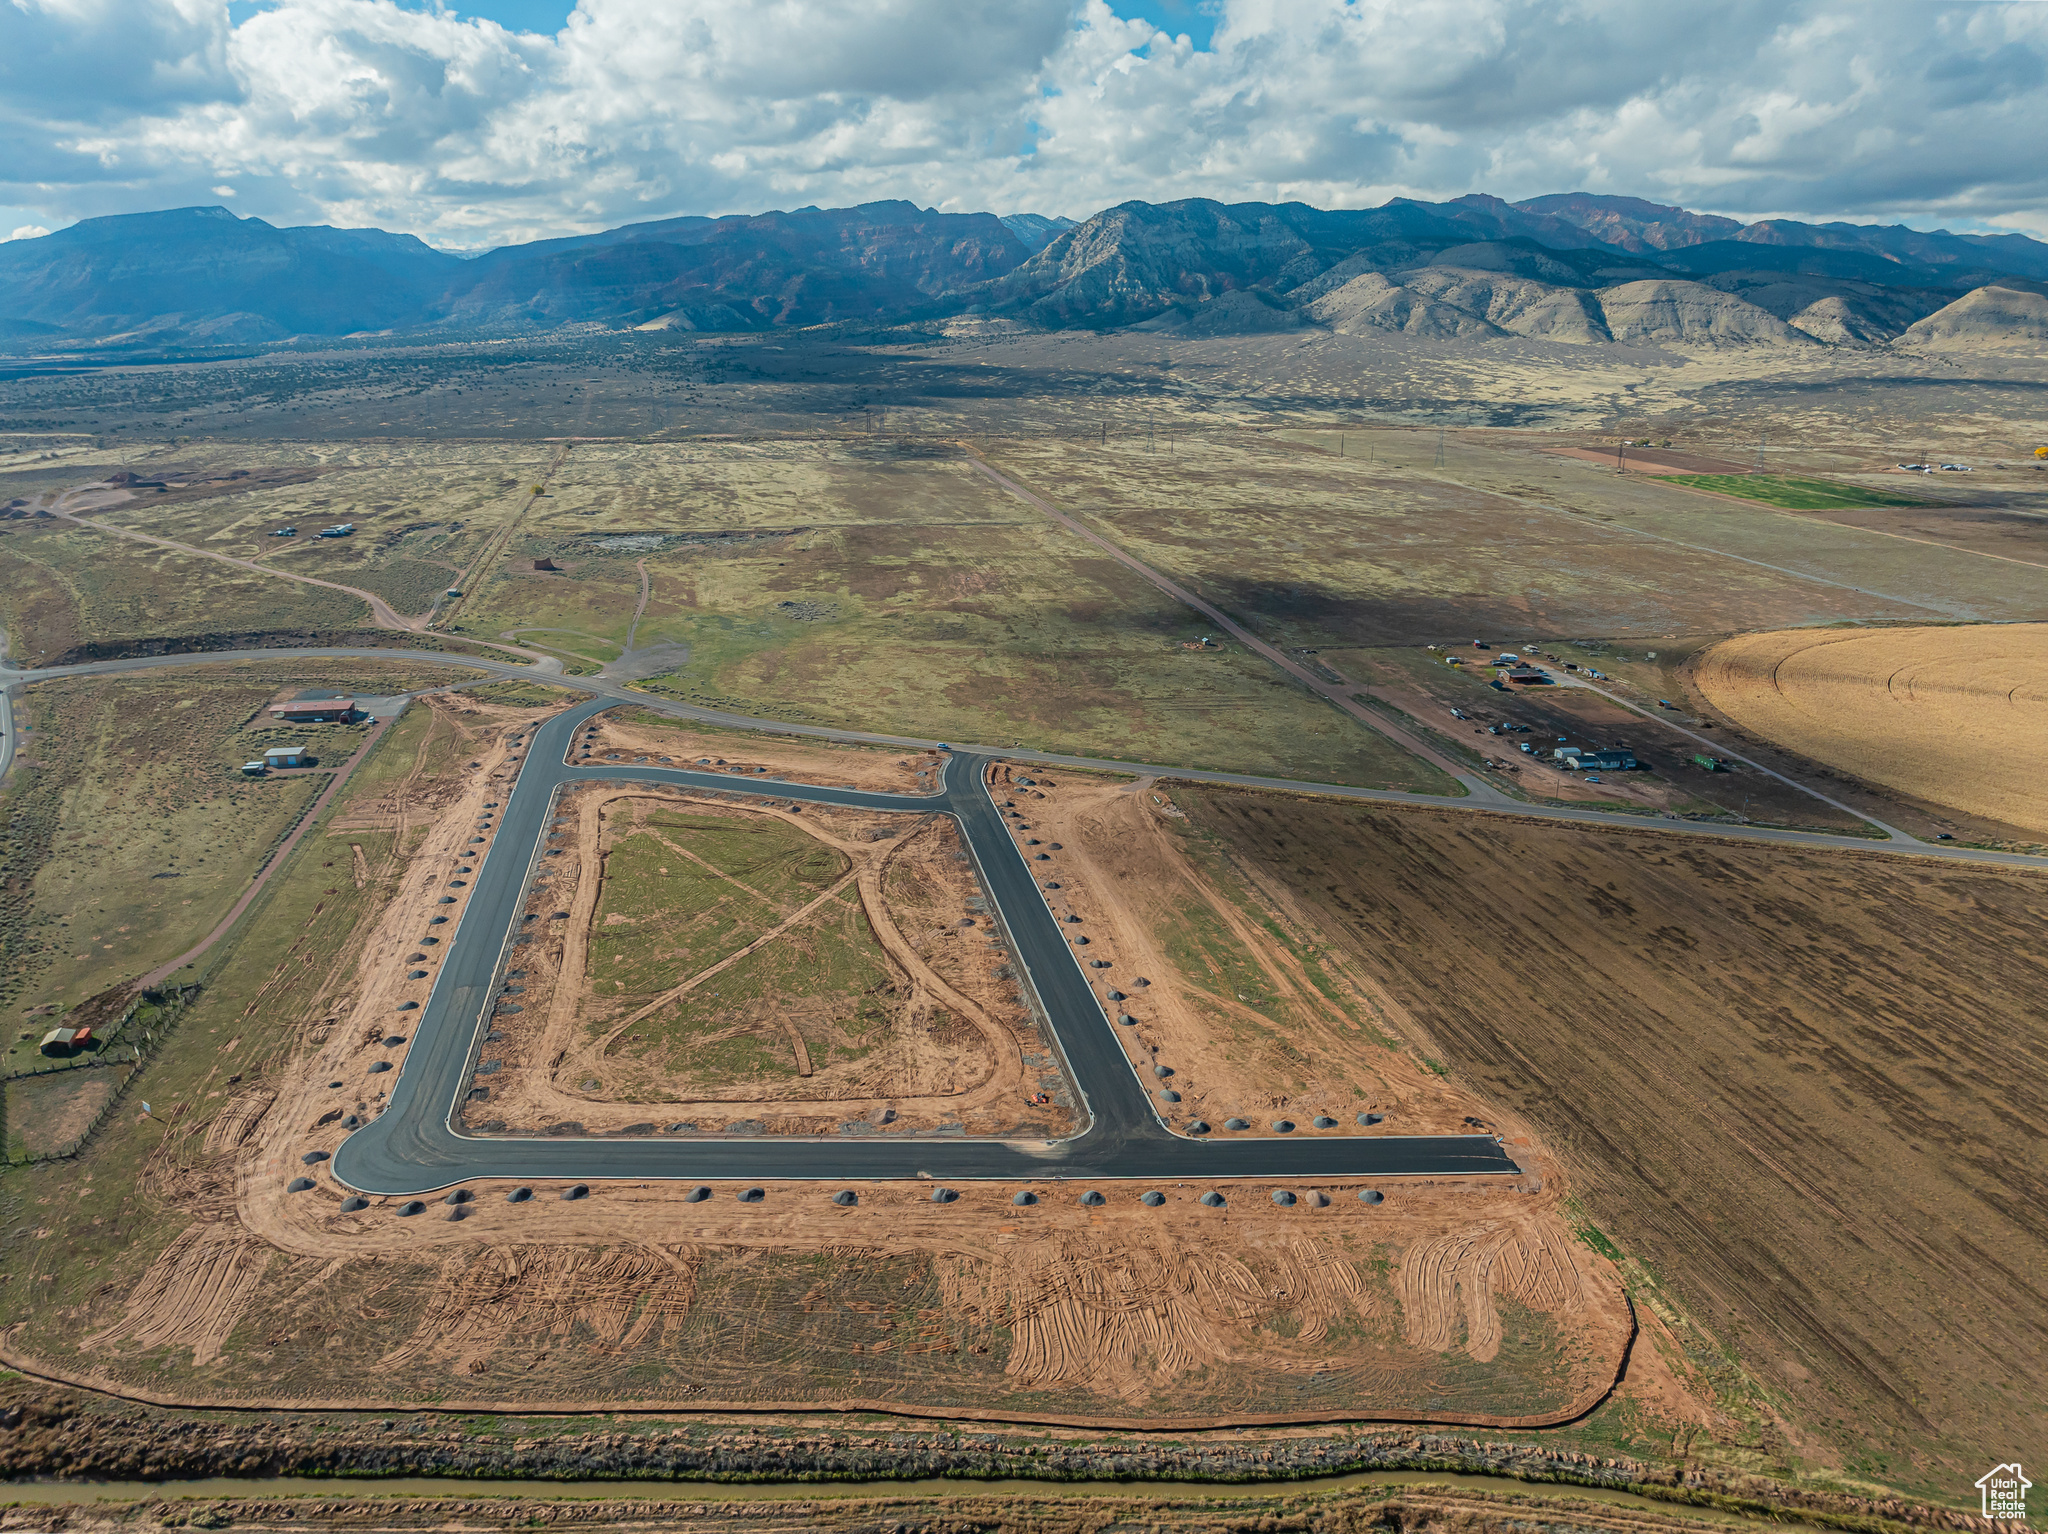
<box><xmin>1176</xmin><ymin>787</ymin><xmax>2048</xmax><ymax>1485</ymax></box>
<box><xmin>995</xmin><ymin>763</ymin><xmax>1496</xmax><ymax>1136</ymax></box>
<box><xmin>577</xmin><ymin>707</ymin><xmax>940</xmax><ymax>792</ymax></box>
<box><xmin>1693</xmin><ymin>623</ymin><xmax>2048</xmax><ymax>837</ymax></box>
<box><xmin>0</xmin><ymin>683</ymin><xmax>1640</xmax><ymax>1432</ymax></box>
<box><xmin>466</xmin><ymin>781</ymin><xmax>1062</xmax><ymax>1137</ymax></box>
<box><xmin>99</xmin><ymin>1155</ymin><xmax>1627</xmax><ymax>1428</ymax></box>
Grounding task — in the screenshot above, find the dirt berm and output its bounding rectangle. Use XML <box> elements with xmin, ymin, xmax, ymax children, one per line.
<box><xmin>0</xmin><ymin>1387</ymin><xmax>1973</xmax><ymax>1532</ymax></box>
<box><xmin>42</xmin><ymin>630</ymin><xmax>488</xmax><ymax>667</ymax></box>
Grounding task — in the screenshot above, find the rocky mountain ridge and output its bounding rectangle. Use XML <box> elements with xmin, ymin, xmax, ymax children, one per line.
<box><xmin>1</xmin><ymin>192</ymin><xmax>2042</xmax><ymax>352</ymax></box>
<box><xmin>986</xmin><ymin>196</ymin><xmax>2047</xmax><ymax>347</ymax></box>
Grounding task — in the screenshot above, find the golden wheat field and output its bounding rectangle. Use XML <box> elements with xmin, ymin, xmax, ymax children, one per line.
<box><xmin>1694</xmin><ymin>623</ymin><xmax>2048</xmax><ymax>836</ymax></box>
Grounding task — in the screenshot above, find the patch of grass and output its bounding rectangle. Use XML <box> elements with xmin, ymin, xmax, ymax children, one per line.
<box><xmin>611</xmin><ymin>884</ymin><xmax>894</xmax><ymax>1096</ymax></box>
<box><xmin>0</xmin><ymin>526</ymin><xmax>371</xmax><ymax>665</ymax></box>
<box><xmin>0</xmin><ymin>713</ymin><xmax>421</xmax><ymax>1392</ymax></box>
<box><xmin>464</xmin><ymin>679</ymin><xmax>580</xmax><ymax>708</ymax></box>
<box><xmin>4</xmin><ymin>1070</ymin><xmax>117</xmax><ymax>1159</ymax></box>
<box><xmin>1656</xmin><ymin>474</ymin><xmax>1924</xmax><ymax>510</ymax></box>
<box><xmin>450</xmin><ymin>448</ymin><xmax>1446</xmax><ymax>788</ymax></box>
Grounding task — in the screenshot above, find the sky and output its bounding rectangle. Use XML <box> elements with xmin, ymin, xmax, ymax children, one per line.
<box><xmin>3</xmin><ymin>0</ymin><xmax>2047</xmax><ymax>250</ymax></box>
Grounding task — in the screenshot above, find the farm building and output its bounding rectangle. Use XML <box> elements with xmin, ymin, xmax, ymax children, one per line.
<box><xmin>40</xmin><ymin>1025</ymin><xmax>92</xmax><ymax>1055</ymax></box>
<box><xmin>264</xmin><ymin>744</ymin><xmax>309</xmax><ymax>768</ymax></box>
<box><xmin>267</xmin><ymin>697</ymin><xmax>357</xmax><ymax>724</ymax></box>
<box><xmin>1502</xmin><ymin>665</ymin><xmax>1552</xmax><ymax>685</ymax></box>
<box><xmin>1579</xmin><ymin>749</ymin><xmax>1638</xmax><ymax>771</ymax></box>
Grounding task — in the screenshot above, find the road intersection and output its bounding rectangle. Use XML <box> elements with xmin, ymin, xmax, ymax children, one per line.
<box><xmin>5</xmin><ymin>643</ymin><xmax>2043</xmax><ymax>1194</ymax></box>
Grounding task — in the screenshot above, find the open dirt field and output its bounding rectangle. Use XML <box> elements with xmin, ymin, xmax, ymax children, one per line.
<box><xmin>1176</xmin><ymin>787</ymin><xmax>2048</xmax><ymax>1492</ymax></box>
<box><xmin>1693</xmin><ymin>623</ymin><xmax>2048</xmax><ymax>837</ymax></box>
<box><xmin>991</xmin><ymin>763</ymin><xmax>1497</xmax><ymax>1138</ymax></box>
<box><xmin>987</xmin><ymin>432</ymin><xmax>2044</xmax><ymax>660</ymax></box>
<box><xmin>58</xmin><ymin>1149</ymin><xmax>1629</xmax><ymax>1428</ymax></box>
<box><xmin>580</xmin><ymin>708</ymin><xmax>941</xmax><ymax>792</ymax></box>
<box><xmin>0</xmin><ymin>696</ymin><xmax>1649</xmax><ymax>1435</ymax></box>
<box><xmin>443</xmin><ymin>438</ymin><xmax>1442</xmax><ymax>788</ymax></box>
<box><xmin>459</xmin><ymin>782</ymin><xmax>1066</xmax><ymax>1136</ymax></box>
<box><xmin>0</xmin><ymin>520</ymin><xmax>373</xmax><ymax>664</ymax></box>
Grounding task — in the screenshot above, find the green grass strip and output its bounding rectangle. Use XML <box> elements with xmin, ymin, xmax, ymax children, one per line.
<box><xmin>1655</xmin><ymin>473</ymin><xmax>1926</xmax><ymax>510</ymax></box>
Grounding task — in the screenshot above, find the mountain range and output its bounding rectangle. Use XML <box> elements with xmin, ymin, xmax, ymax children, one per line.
<box><xmin>3</xmin><ymin>193</ymin><xmax>2045</xmax><ymax>352</ymax></box>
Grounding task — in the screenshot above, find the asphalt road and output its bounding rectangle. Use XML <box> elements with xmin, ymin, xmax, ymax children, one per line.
<box><xmin>330</xmin><ymin>697</ymin><xmax>1522</xmax><ymax>1194</ymax></box>
<box><xmin>8</xmin><ymin>644</ymin><xmax>2042</xmax><ymax>1195</ymax></box>
<box><xmin>9</xmin><ymin>645</ymin><xmax>2047</xmax><ymax>872</ymax></box>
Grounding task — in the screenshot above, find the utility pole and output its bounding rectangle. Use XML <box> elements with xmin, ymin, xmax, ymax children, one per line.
<box><xmin>1434</xmin><ymin>423</ymin><xmax>1445</xmax><ymax>469</ymax></box>
<box><xmin>1754</xmin><ymin>432</ymin><xmax>1766</xmax><ymax>472</ymax></box>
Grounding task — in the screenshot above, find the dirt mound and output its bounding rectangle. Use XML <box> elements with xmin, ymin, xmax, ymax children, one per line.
<box><xmin>1694</xmin><ymin>623</ymin><xmax>2048</xmax><ymax>835</ymax></box>
<box><xmin>1900</xmin><ymin>284</ymin><xmax>2048</xmax><ymax>350</ymax></box>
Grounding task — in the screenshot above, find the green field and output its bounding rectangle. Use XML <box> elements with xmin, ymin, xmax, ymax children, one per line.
<box><xmin>1654</xmin><ymin>473</ymin><xmax>1926</xmax><ymax>510</ymax></box>
<box><xmin>578</xmin><ymin>805</ymin><xmax>907</xmax><ymax>1098</ymax></box>
<box><xmin>586</xmin><ymin>809</ymin><xmax>847</xmax><ymax>998</ymax></box>
<box><xmin>0</xmin><ymin>661</ymin><xmax>474</xmax><ymax>1033</ymax></box>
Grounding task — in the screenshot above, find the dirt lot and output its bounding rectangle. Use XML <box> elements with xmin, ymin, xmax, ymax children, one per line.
<box><xmin>0</xmin><ymin>702</ymin><xmax>1646</xmax><ymax>1435</ymax></box>
<box><xmin>116</xmin><ymin>1155</ymin><xmax>1629</xmax><ymax>1428</ymax></box>
<box><xmin>462</xmin><ymin>782</ymin><xmax>1066</xmax><ymax>1137</ymax></box>
<box><xmin>990</xmin><ymin>762</ymin><xmax>1493</xmax><ymax>1137</ymax></box>
<box><xmin>1175</xmin><ymin>787</ymin><xmax>2048</xmax><ymax>1493</ymax></box>
<box><xmin>3</xmin><ymin>1069</ymin><xmax>117</xmax><ymax>1158</ymax></box>
<box><xmin>578</xmin><ymin>708</ymin><xmax>941</xmax><ymax>792</ymax></box>
<box><xmin>1693</xmin><ymin>623</ymin><xmax>2048</xmax><ymax>839</ymax></box>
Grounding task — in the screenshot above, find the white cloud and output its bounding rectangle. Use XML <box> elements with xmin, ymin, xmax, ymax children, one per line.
<box><xmin>1</xmin><ymin>0</ymin><xmax>2046</xmax><ymax>245</ymax></box>
<box><xmin>6</xmin><ymin>226</ymin><xmax>53</xmax><ymax>242</ymax></box>
<box><xmin>212</xmin><ymin>184</ymin><xmax>236</xmax><ymax>196</ymax></box>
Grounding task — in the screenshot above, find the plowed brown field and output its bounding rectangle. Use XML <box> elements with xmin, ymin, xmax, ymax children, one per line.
<box><xmin>1179</xmin><ymin>788</ymin><xmax>2048</xmax><ymax>1490</ymax></box>
<box><xmin>1693</xmin><ymin>624</ymin><xmax>2048</xmax><ymax>836</ymax></box>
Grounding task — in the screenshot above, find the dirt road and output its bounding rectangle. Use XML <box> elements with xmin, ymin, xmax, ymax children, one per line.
<box><xmin>966</xmin><ymin>453</ymin><xmax>1496</xmax><ymax>799</ymax></box>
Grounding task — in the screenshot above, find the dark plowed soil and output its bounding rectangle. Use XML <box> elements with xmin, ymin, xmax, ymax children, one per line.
<box><xmin>1182</xmin><ymin>786</ymin><xmax>2048</xmax><ymax>1493</ymax></box>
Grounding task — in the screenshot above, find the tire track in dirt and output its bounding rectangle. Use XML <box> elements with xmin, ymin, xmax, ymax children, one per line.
<box><xmin>548</xmin><ymin>799</ymin><xmax>1025</xmax><ymax>1118</ymax></box>
<box><xmin>80</xmin><ymin>1226</ymin><xmax>272</xmax><ymax>1365</ymax></box>
<box><xmin>587</xmin><ymin>866</ymin><xmax>861</xmax><ymax>1052</ymax></box>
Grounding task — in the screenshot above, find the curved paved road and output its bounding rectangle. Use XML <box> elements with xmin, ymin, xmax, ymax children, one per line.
<box><xmin>7</xmin><ymin>644</ymin><xmax>2043</xmax><ymax>1195</ymax></box>
<box><xmin>331</xmin><ymin>697</ymin><xmax>1521</xmax><ymax>1194</ymax></box>
<box><xmin>9</xmin><ymin>645</ymin><xmax>2047</xmax><ymax>872</ymax></box>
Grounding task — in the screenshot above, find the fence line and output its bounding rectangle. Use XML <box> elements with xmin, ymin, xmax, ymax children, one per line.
<box><xmin>5</xmin><ymin>984</ymin><xmax>200</xmax><ymax>1164</ymax></box>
